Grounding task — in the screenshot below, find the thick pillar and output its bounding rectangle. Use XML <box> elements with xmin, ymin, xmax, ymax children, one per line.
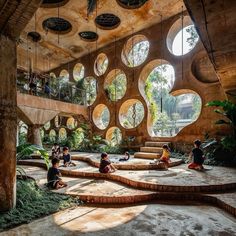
<box><xmin>27</xmin><ymin>124</ymin><xmax>42</xmax><ymax>146</ymax></box>
<box><xmin>0</xmin><ymin>35</ymin><xmax>17</xmax><ymax>211</ymax></box>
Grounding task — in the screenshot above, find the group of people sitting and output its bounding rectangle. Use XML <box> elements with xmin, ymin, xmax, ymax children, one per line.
<box><xmin>47</xmin><ymin>139</ymin><xmax>205</xmax><ymax>190</ymax></box>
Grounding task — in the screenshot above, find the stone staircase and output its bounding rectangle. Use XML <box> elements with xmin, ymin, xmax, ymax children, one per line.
<box><xmin>134</xmin><ymin>141</ymin><xmax>171</xmax><ymax>159</ymax></box>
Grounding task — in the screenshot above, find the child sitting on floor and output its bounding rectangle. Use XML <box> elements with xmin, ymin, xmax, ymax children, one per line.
<box><xmin>51</xmin><ymin>143</ymin><xmax>61</xmax><ymax>158</ymax></box>
<box><xmin>159</xmin><ymin>144</ymin><xmax>171</xmax><ymax>168</ymax></box>
<box><xmin>188</xmin><ymin>139</ymin><xmax>205</xmax><ymax>170</ymax></box>
<box><xmin>119</xmin><ymin>152</ymin><xmax>130</xmax><ymax>161</ymax></box>
<box><xmin>62</xmin><ymin>147</ymin><xmax>76</xmax><ymax>167</ymax></box>
<box><xmin>47</xmin><ymin>158</ymin><xmax>67</xmax><ymax>189</ymax></box>
<box><xmin>99</xmin><ymin>152</ymin><xmax>117</xmax><ymax>173</ymax></box>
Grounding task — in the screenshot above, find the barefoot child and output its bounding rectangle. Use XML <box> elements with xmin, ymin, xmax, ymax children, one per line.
<box><xmin>99</xmin><ymin>152</ymin><xmax>117</xmax><ymax>173</ymax></box>
<box><xmin>188</xmin><ymin>139</ymin><xmax>204</xmax><ymax>170</ymax></box>
<box><xmin>159</xmin><ymin>144</ymin><xmax>171</xmax><ymax>168</ymax></box>
<box><xmin>119</xmin><ymin>152</ymin><xmax>130</xmax><ymax>161</ymax></box>
<box><xmin>62</xmin><ymin>147</ymin><xmax>76</xmax><ymax>167</ymax></box>
<box><xmin>51</xmin><ymin>143</ymin><xmax>61</xmax><ymax>158</ymax></box>
<box><xmin>47</xmin><ymin>158</ymin><xmax>67</xmax><ymax>189</ymax></box>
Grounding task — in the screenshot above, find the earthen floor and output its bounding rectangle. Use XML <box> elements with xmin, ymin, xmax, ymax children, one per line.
<box><xmin>3</xmin><ymin>155</ymin><xmax>235</xmax><ymax>235</ymax></box>
<box><xmin>1</xmin><ymin>204</ymin><xmax>236</xmax><ymax>236</ymax></box>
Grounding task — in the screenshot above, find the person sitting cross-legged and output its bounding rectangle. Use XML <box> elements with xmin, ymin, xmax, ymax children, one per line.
<box><xmin>99</xmin><ymin>152</ymin><xmax>117</xmax><ymax>173</ymax></box>
<box><xmin>47</xmin><ymin>158</ymin><xmax>67</xmax><ymax>189</ymax></box>
<box><xmin>159</xmin><ymin>144</ymin><xmax>171</xmax><ymax>169</ymax></box>
<box><xmin>188</xmin><ymin>139</ymin><xmax>205</xmax><ymax>170</ymax></box>
<box><xmin>62</xmin><ymin>147</ymin><xmax>76</xmax><ymax>167</ymax></box>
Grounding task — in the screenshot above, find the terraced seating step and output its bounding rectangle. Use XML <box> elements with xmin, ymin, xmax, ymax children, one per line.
<box><xmin>145</xmin><ymin>141</ymin><xmax>171</xmax><ymax>147</ymax></box>
<box><xmin>140</xmin><ymin>146</ymin><xmax>162</xmax><ymax>153</ymax></box>
<box><xmin>134</xmin><ymin>152</ymin><xmax>161</xmax><ymax>159</ymax></box>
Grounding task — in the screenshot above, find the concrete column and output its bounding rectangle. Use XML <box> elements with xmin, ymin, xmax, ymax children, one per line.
<box><xmin>0</xmin><ymin>35</ymin><xmax>17</xmax><ymax>211</ymax></box>
<box><xmin>27</xmin><ymin>124</ymin><xmax>42</xmax><ymax>146</ymax></box>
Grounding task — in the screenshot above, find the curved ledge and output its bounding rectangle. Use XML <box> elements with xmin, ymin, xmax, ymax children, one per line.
<box><xmin>71</xmin><ymin>155</ymin><xmax>183</xmax><ymax>170</ymax></box>
<box><xmin>18</xmin><ymin>163</ymin><xmax>236</xmax><ymax>217</ymax></box>
<box><xmin>18</xmin><ymin>160</ymin><xmax>236</xmax><ymax>194</ymax></box>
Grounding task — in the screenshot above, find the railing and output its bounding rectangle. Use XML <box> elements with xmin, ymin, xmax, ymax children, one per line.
<box><xmin>17</xmin><ymin>82</ymin><xmax>88</xmax><ymax>106</ymax></box>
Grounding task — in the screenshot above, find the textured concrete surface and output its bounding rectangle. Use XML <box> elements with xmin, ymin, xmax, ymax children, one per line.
<box><xmin>18</xmin><ymin>0</ymin><xmax>184</xmax><ymax>71</ymax></box>
<box><xmin>19</xmin><ymin>165</ymin><xmax>155</xmax><ymax>197</ymax></box>
<box><xmin>1</xmin><ymin>204</ymin><xmax>236</xmax><ymax>236</ymax></box>
<box><xmin>184</xmin><ymin>0</ymin><xmax>236</xmax><ymax>99</ymax></box>
<box><xmin>17</xmin><ymin>92</ymin><xmax>88</xmax><ymax>123</ymax></box>
<box><xmin>0</xmin><ymin>35</ymin><xmax>17</xmax><ymax>211</ymax></box>
<box><xmin>20</xmin><ymin>158</ymin><xmax>236</xmax><ymax>187</ymax></box>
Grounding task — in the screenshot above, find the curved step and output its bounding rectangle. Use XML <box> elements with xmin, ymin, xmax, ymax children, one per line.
<box><xmin>19</xmin><ymin>165</ymin><xmax>236</xmax><ymax>217</ymax></box>
<box><xmin>71</xmin><ymin>155</ymin><xmax>183</xmax><ymax>170</ymax></box>
<box><xmin>140</xmin><ymin>147</ymin><xmax>162</xmax><ymax>153</ymax></box>
<box><xmin>18</xmin><ymin>160</ymin><xmax>236</xmax><ymax>194</ymax></box>
<box><xmin>145</xmin><ymin>141</ymin><xmax>171</xmax><ymax>147</ymax></box>
<box><xmin>134</xmin><ymin>152</ymin><xmax>161</xmax><ymax>159</ymax></box>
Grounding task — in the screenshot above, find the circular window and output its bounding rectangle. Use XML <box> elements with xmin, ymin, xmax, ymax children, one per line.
<box><xmin>59</xmin><ymin>69</ymin><xmax>69</xmax><ymax>82</ymax></box>
<box><xmin>95</xmin><ymin>13</ymin><xmax>121</xmax><ymax>30</ymax></box>
<box><xmin>122</xmin><ymin>35</ymin><xmax>149</xmax><ymax>67</ymax></box>
<box><xmin>79</xmin><ymin>31</ymin><xmax>98</xmax><ymax>42</ymax></box>
<box><xmin>54</xmin><ymin>116</ymin><xmax>60</xmax><ymax>128</ymax></box>
<box><xmin>94</xmin><ymin>53</ymin><xmax>108</xmax><ymax>76</ymax></box>
<box><xmin>93</xmin><ymin>104</ymin><xmax>110</xmax><ymax>130</ymax></box>
<box><xmin>83</xmin><ymin>76</ymin><xmax>97</xmax><ymax>105</ymax></box>
<box><xmin>74</xmin><ymin>128</ymin><xmax>84</xmax><ymax>144</ymax></box>
<box><xmin>50</xmin><ymin>72</ymin><xmax>56</xmax><ymax>79</ymax></box>
<box><xmin>44</xmin><ymin>121</ymin><xmax>50</xmax><ymax>130</ymax></box>
<box><xmin>73</xmin><ymin>63</ymin><xmax>85</xmax><ymax>81</ymax></box>
<box><xmin>116</xmin><ymin>0</ymin><xmax>148</xmax><ymax>9</ymax></box>
<box><xmin>104</xmin><ymin>69</ymin><xmax>127</xmax><ymax>101</ymax></box>
<box><xmin>59</xmin><ymin>128</ymin><xmax>67</xmax><ymax>141</ymax></box>
<box><xmin>66</xmin><ymin>117</ymin><xmax>76</xmax><ymax>129</ymax></box>
<box><xmin>119</xmin><ymin>99</ymin><xmax>144</xmax><ymax>129</ymax></box>
<box><xmin>49</xmin><ymin>129</ymin><xmax>56</xmax><ymax>142</ymax></box>
<box><xmin>41</xmin><ymin>0</ymin><xmax>69</xmax><ymax>8</ymax></box>
<box><xmin>106</xmin><ymin>127</ymin><xmax>122</xmax><ymax>146</ymax></box>
<box><xmin>27</xmin><ymin>31</ymin><xmax>41</xmax><ymax>42</ymax></box>
<box><xmin>49</xmin><ymin>72</ymin><xmax>58</xmax><ymax>90</ymax></box>
<box><xmin>167</xmin><ymin>16</ymin><xmax>199</xmax><ymax>56</ymax></box>
<box><xmin>42</xmin><ymin>17</ymin><xmax>72</xmax><ymax>34</ymax></box>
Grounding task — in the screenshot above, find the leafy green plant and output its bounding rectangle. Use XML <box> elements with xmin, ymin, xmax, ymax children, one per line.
<box><xmin>0</xmin><ymin>179</ymin><xmax>78</xmax><ymax>231</ymax></box>
<box><xmin>206</xmin><ymin>99</ymin><xmax>236</xmax><ymax>152</ymax></box>
<box><xmin>17</xmin><ymin>143</ymin><xmax>50</xmax><ymax>169</ymax></box>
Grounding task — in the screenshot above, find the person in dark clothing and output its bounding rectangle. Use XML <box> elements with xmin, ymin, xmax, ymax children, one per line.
<box><xmin>47</xmin><ymin>158</ymin><xmax>67</xmax><ymax>189</ymax></box>
<box><xmin>99</xmin><ymin>152</ymin><xmax>116</xmax><ymax>173</ymax></box>
<box><xmin>51</xmin><ymin>143</ymin><xmax>61</xmax><ymax>158</ymax></box>
<box><xmin>29</xmin><ymin>75</ymin><xmax>37</xmax><ymax>95</ymax></box>
<box><xmin>62</xmin><ymin>146</ymin><xmax>76</xmax><ymax>167</ymax></box>
<box><xmin>44</xmin><ymin>82</ymin><xmax>51</xmax><ymax>96</ymax></box>
<box><xmin>188</xmin><ymin>139</ymin><xmax>205</xmax><ymax>170</ymax></box>
<box><xmin>119</xmin><ymin>152</ymin><xmax>130</xmax><ymax>161</ymax></box>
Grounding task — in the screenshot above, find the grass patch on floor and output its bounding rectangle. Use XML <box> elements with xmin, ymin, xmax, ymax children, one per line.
<box><xmin>0</xmin><ymin>179</ymin><xmax>79</xmax><ymax>231</ymax></box>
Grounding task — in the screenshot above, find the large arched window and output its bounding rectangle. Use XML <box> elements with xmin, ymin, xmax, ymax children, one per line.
<box><xmin>139</xmin><ymin>60</ymin><xmax>202</xmax><ymax>137</ymax></box>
